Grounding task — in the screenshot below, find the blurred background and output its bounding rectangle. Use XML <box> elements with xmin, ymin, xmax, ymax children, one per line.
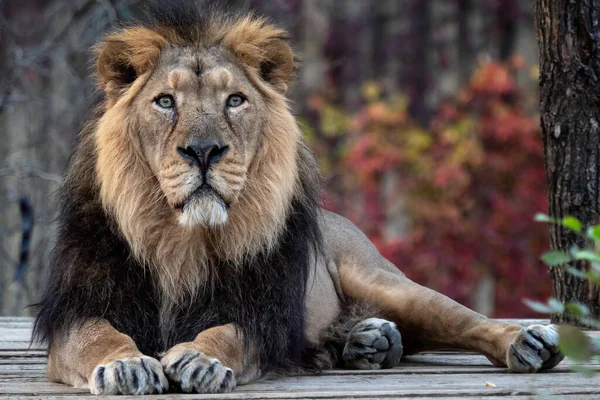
<box><xmin>0</xmin><ymin>0</ymin><xmax>549</xmax><ymax>317</ymax></box>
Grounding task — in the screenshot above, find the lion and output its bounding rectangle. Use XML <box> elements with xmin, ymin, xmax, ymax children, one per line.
<box><xmin>33</xmin><ymin>2</ymin><xmax>564</xmax><ymax>395</ymax></box>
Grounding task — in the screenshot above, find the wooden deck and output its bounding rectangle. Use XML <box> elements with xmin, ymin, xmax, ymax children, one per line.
<box><xmin>1</xmin><ymin>318</ymin><xmax>599</xmax><ymax>399</ymax></box>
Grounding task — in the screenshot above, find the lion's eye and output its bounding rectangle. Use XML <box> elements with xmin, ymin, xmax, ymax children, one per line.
<box><xmin>226</xmin><ymin>94</ymin><xmax>246</xmax><ymax>108</ymax></box>
<box><xmin>155</xmin><ymin>95</ymin><xmax>175</xmax><ymax>109</ymax></box>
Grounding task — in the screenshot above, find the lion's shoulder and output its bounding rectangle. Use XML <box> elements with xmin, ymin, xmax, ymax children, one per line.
<box><xmin>319</xmin><ymin>209</ymin><xmax>403</xmax><ymax>277</ymax></box>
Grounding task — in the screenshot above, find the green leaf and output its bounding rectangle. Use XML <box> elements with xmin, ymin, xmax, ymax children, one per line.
<box><xmin>558</xmin><ymin>325</ymin><xmax>591</xmax><ymax>362</ymax></box>
<box><xmin>569</xmin><ymin>249</ymin><xmax>600</xmax><ymax>263</ymax></box>
<box><xmin>569</xmin><ymin>364</ymin><xmax>597</xmax><ymax>377</ymax></box>
<box><xmin>586</xmin><ymin>225</ymin><xmax>600</xmax><ymax>241</ymax></box>
<box><xmin>534</xmin><ymin>213</ymin><xmax>552</xmax><ymax>222</ymax></box>
<box><xmin>547</xmin><ymin>298</ymin><xmax>566</xmax><ymax>313</ymax></box>
<box><xmin>534</xmin><ymin>213</ymin><xmax>562</xmax><ymax>224</ymax></box>
<box><xmin>579</xmin><ymin>318</ymin><xmax>600</xmax><ymax>330</ymax></box>
<box><xmin>565</xmin><ymin>302</ymin><xmax>590</xmax><ymax>317</ymax></box>
<box><xmin>523</xmin><ymin>298</ymin><xmax>564</xmax><ymax>314</ymax></box>
<box><xmin>562</xmin><ymin>216</ymin><xmax>583</xmax><ymax>232</ymax></box>
<box><xmin>523</xmin><ymin>299</ymin><xmax>554</xmax><ymax>314</ymax></box>
<box><xmin>585</xmin><ymin>270</ymin><xmax>600</xmax><ymax>285</ymax></box>
<box><xmin>566</xmin><ymin>267</ymin><xmax>588</xmax><ymax>279</ymax></box>
<box><xmin>541</xmin><ymin>250</ymin><xmax>571</xmax><ymax>266</ymax></box>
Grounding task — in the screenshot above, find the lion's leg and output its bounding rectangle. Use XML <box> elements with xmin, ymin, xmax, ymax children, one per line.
<box><xmin>47</xmin><ymin>319</ymin><xmax>168</xmax><ymax>395</ymax></box>
<box><xmin>338</xmin><ymin>262</ymin><xmax>563</xmax><ymax>372</ymax></box>
<box><xmin>160</xmin><ymin>323</ymin><xmax>256</xmax><ymax>394</ymax></box>
<box><xmin>321</xmin><ymin>211</ymin><xmax>563</xmax><ymax>372</ymax></box>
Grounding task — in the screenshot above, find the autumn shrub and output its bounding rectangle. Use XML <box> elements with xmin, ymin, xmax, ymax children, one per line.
<box><xmin>306</xmin><ymin>58</ymin><xmax>550</xmax><ymax>317</ymax></box>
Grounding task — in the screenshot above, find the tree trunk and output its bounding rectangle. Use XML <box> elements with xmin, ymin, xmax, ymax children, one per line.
<box><xmin>535</xmin><ymin>0</ymin><xmax>600</xmax><ymax>323</ymax></box>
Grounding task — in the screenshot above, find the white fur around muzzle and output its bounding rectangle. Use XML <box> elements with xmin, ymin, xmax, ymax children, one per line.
<box><xmin>178</xmin><ymin>192</ymin><xmax>228</xmax><ymax>228</ymax></box>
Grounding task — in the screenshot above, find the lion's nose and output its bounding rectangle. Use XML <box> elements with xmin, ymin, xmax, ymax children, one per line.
<box><xmin>177</xmin><ymin>141</ymin><xmax>230</xmax><ymax>170</ymax></box>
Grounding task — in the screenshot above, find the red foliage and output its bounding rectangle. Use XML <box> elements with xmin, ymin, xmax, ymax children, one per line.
<box><xmin>307</xmin><ymin>60</ymin><xmax>550</xmax><ymax>317</ymax></box>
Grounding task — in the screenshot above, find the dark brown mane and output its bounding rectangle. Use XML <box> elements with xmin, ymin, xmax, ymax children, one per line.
<box><xmin>33</xmin><ymin>2</ymin><xmax>323</xmax><ymax>373</ymax></box>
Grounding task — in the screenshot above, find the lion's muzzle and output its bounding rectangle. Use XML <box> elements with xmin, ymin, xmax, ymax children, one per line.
<box><xmin>174</xmin><ymin>139</ymin><xmax>232</xmax><ymax>228</ymax></box>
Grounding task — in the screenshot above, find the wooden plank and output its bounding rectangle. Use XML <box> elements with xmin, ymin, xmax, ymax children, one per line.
<box><xmin>0</xmin><ymin>352</ymin><xmax>596</xmax><ymax>370</ymax></box>
<box><xmin>0</xmin><ymin>364</ymin><xmax>46</xmax><ymax>374</ymax></box>
<box><xmin>0</xmin><ymin>350</ymin><xmax>46</xmax><ymax>357</ymax></box>
<box><xmin>0</xmin><ymin>317</ymin><xmax>34</xmax><ymax>324</ymax></box>
<box><xmin>0</xmin><ymin>329</ymin><xmax>36</xmax><ymax>341</ymax></box>
<box><xmin>496</xmin><ymin>319</ymin><xmax>550</xmax><ymax>326</ymax></box>
<box><xmin>0</xmin><ymin>317</ymin><xmax>598</xmax><ymax>399</ymax></box>
<box><xmin>0</xmin><ymin>320</ymin><xmax>33</xmax><ymax>327</ymax></box>
<box><xmin>0</xmin><ymin>356</ymin><xmax>47</xmax><ymax>365</ymax></box>
<box><xmin>0</xmin><ymin>363</ymin><xmax>594</xmax><ymax>378</ymax></box>
<box><xmin>0</xmin><ymin>350</ymin><xmax>598</xmax><ymax>375</ymax></box>
<box><xmin>1</xmin><ymin>369</ymin><xmax>598</xmax><ymax>394</ymax></box>
<box><xmin>0</xmin><ymin>342</ymin><xmax>45</xmax><ymax>351</ymax></box>
<box><xmin>4</xmin><ymin>354</ymin><xmax>595</xmax><ymax>371</ymax></box>
<box><xmin>399</xmin><ymin>353</ymin><xmax>600</xmax><ymax>368</ymax></box>
<box><xmin>0</xmin><ymin>384</ymin><xmax>596</xmax><ymax>399</ymax></box>
<box><xmin>1</xmin><ymin>321</ymin><xmax>598</xmax><ymax>349</ymax></box>
<box><xmin>1</xmin><ymin>365</ymin><xmax>595</xmax><ymax>377</ymax></box>
<box><xmin>241</xmin><ymin>371</ymin><xmax>599</xmax><ymax>394</ymax></box>
<box><xmin>1</xmin><ymin>394</ymin><xmax>598</xmax><ymax>400</ymax></box>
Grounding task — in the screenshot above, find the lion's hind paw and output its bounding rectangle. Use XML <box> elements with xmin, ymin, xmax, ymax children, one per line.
<box><xmin>343</xmin><ymin>318</ymin><xmax>403</xmax><ymax>370</ymax></box>
<box><xmin>507</xmin><ymin>324</ymin><xmax>564</xmax><ymax>373</ymax></box>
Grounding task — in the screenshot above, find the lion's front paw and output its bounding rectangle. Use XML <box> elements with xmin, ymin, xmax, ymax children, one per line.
<box><xmin>343</xmin><ymin>318</ymin><xmax>403</xmax><ymax>370</ymax></box>
<box><xmin>507</xmin><ymin>324</ymin><xmax>564</xmax><ymax>373</ymax></box>
<box><xmin>161</xmin><ymin>346</ymin><xmax>236</xmax><ymax>393</ymax></box>
<box><xmin>90</xmin><ymin>356</ymin><xmax>168</xmax><ymax>395</ymax></box>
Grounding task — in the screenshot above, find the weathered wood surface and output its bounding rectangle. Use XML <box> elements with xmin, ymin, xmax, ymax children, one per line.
<box><xmin>1</xmin><ymin>318</ymin><xmax>599</xmax><ymax>399</ymax></box>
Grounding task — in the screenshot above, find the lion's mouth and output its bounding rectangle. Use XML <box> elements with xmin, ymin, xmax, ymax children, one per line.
<box><xmin>175</xmin><ymin>184</ymin><xmax>228</xmax><ymax>213</ymax></box>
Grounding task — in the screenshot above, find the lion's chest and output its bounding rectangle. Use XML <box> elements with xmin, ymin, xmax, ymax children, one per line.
<box><xmin>110</xmin><ymin>253</ymin><xmax>310</xmax><ymax>363</ymax></box>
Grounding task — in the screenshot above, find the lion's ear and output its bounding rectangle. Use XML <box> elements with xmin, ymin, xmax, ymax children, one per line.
<box><xmin>224</xmin><ymin>17</ymin><xmax>295</xmax><ymax>93</ymax></box>
<box><xmin>96</xmin><ymin>27</ymin><xmax>167</xmax><ymax>97</ymax></box>
<box><xmin>258</xmin><ymin>38</ymin><xmax>295</xmax><ymax>93</ymax></box>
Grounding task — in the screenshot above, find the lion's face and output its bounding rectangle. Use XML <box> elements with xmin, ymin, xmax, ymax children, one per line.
<box><xmin>132</xmin><ymin>47</ymin><xmax>266</xmax><ymax>227</ymax></box>
<box><xmin>94</xmin><ymin>14</ymin><xmax>307</xmax><ymax>272</ymax></box>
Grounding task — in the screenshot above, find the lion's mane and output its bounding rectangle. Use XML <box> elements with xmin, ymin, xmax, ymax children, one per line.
<box><xmin>33</xmin><ymin>2</ymin><xmax>323</xmax><ymax>372</ymax></box>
